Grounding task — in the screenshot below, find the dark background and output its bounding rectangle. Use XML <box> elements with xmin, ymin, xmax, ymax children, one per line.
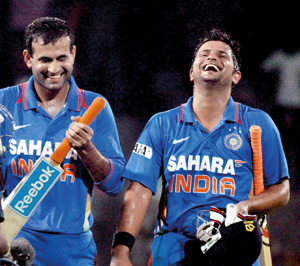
<box><xmin>1</xmin><ymin>1</ymin><xmax>299</xmax><ymax>265</ymax></box>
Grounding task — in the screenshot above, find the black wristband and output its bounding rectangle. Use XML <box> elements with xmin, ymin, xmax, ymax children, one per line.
<box><xmin>112</xmin><ymin>232</ymin><xmax>135</xmax><ymax>251</ymax></box>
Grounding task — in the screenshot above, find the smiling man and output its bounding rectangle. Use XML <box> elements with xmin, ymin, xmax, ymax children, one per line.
<box><xmin>23</xmin><ymin>18</ymin><xmax>76</xmax><ymax>118</ymax></box>
<box><xmin>0</xmin><ymin>17</ymin><xmax>125</xmax><ymax>265</ymax></box>
<box><xmin>110</xmin><ymin>29</ymin><xmax>290</xmax><ymax>266</ymax></box>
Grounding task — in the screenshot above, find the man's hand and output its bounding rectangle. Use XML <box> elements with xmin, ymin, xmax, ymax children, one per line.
<box><xmin>236</xmin><ymin>178</ymin><xmax>290</xmax><ymax>216</ymax></box>
<box><xmin>66</xmin><ymin>116</ymin><xmax>111</xmax><ymax>182</ymax></box>
<box><xmin>66</xmin><ymin>116</ymin><xmax>94</xmax><ymax>150</ymax></box>
<box><xmin>235</xmin><ymin>200</ymin><xmax>250</xmax><ymax>215</ymax></box>
<box><xmin>110</xmin><ymin>245</ymin><xmax>132</xmax><ymax>266</ymax></box>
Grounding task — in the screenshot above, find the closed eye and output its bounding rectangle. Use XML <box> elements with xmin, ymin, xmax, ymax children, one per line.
<box><xmin>57</xmin><ymin>55</ymin><xmax>68</xmax><ymax>61</ymax></box>
<box><xmin>218</xmin><ymin>52</ymin><xmax>230</xmax><ymax>59</ymax></box>
<box><xmin>38</xmin><ymin>57</ymin><xmax>52</xmax><ymax>63</ymax></box>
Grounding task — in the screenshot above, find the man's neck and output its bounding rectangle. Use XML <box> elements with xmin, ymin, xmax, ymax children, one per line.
<box><xmin>192</xmin><ymin>84</ymin><xmax>231</xmax><ymax>132</ymax></box>
<box><xmin>34</xmin><ymin>82</ymin><xmax>70</xmax><ymax>118</ymax></box>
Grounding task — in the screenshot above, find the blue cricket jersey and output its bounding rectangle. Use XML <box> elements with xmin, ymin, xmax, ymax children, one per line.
<box><xmin>0</xmin><ymin>76</ymin><xmax>125</xmax><ymax>234</ymax></box>
<box><xmin>123</xmin><ymin>96</ymin><xmax>289</xmax><ymax>237</ymax></box>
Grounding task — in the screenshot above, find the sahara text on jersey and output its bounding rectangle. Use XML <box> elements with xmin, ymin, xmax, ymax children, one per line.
<box><xmin>167</xmin><ymin>155</ymin><xmax>247</xmax><ymax>196</ymax></box>
<box><xmin>8</xmin><ymin>139</ymin><xmax>78</xmax><ymax>183</ymax></box>
<box><xmin>167</xmin><ymin>155</ymin><xmax>245</xmax><ymax>175</ymax></box>
<box><xmin>9</xmin><ymin>139</ymin><xmax>78</xmax><ymax>159</ymax></box>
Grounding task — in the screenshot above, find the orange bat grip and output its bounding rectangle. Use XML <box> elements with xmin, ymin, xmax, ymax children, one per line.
<box><xmin>50</xmin><ymin>97</ymin><xmax>105</xmax><ymax>164</ymax></box>
<box><xmin>249</xmin><ymin>125</ymin><xmax>265</xmax><ymax>195</ymax></box>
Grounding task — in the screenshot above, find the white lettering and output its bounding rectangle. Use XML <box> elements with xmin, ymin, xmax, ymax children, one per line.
<box><xmin>167</xmin><ymin>156</ymin><xmax>177</xmax><ymax>172</ymax></box>
<box><xmin>223</xmin><ymin>159</ymin><xmax>235</xmax><ymax>175</ymax></box>
<box><xmin>9</xmin><ymin>139</ymin><xmax>17</xmax><ymax>154</ymax></box>
<box><xmin>211</xmin><ymin>157</ymin><xmax>223</xmax><ymax>173</ymax></box>
<box><xmin>14</xmin><ymin>165</ymin><xmax>55</xmax><ymax>213</ymax></box>
<box><xmin>28</xmin><ymin>188</ymin><xmax>38</xmax><ymax>197</ymax></box>
<box><xmin>167</xmin><ymin>156</ymin><xmax>238</xmax><ymax>175</ymax></box>
<box><xmin>28</xmin><ymin>140</ymin><xmax>42</xmax><ymax>156</ymax></box>
<box><xmin>23</xmin><ymin>195</ymin><xmax>32</xmax><ymax>204</ymax></box>
<box><xmin>16</xmin><ymin>139</ymin><xmax>28</xmax><ymax>155</ymax></box>
<box><xmin>41</xmin><ymin>141</ymin><xmax>53</xmax><ymax>157</ymax></box>
<box><xmin>200</xmin><ymin>155</ymin><xmax>210</xmax><ymax>171</ymax></box>
<box><xmin>14</xmin><ymin>201</ymin><xmax>28</xmax><ymax>213</ymax></box>
<box><xmin>31</xmin><ymin>180</ymin><xmax>43</xmax><ymax>190</ymax></box>
<box><xmin>176</xmin><ymin>155</ymin><xmax>187</xmax><ymax>170</ymax></box>
<box><xmin>42</xmin><ymin>167</ymin><xmax>55</xmax><ymax>177</ymax></box>
<box><xmin>188</xmin><ymin>155</ymin><xmax>200</xmax><ymax>171</ymax></box>
<box><xmin>66</xmin><ymin>148</ymin><xmax>78</xmax><ymax>160</ymax></box>
<box><xmin>8</xmin><ymin>139</ymin><xmax>79</xmax><ymax>161</ymax></box>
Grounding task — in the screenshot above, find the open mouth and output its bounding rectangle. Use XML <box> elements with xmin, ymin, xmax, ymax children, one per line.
<box><xmin>203</xmin><ymin>64</ymin><xmax>221</xmax><ymax>72</ymax></box>
<box><xmin>45</xmin><ymin>73</ymin><xmax>64</xmax><ymax>81</ymax></box>
<box><xmin>47</xmin><ymin>74</ymin><xmax>61</xmax><ymax>79</ymax></box>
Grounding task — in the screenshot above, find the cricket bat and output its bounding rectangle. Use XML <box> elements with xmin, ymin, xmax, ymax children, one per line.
<box><xmin>249</xmin><ymin>125</ymin><xmax>272</xmax><ymax>266</ymax></box>
<box><xmin>1</xmin><ymin>97</ymin><xmax>105</xmax><ymax>243</ymax></box>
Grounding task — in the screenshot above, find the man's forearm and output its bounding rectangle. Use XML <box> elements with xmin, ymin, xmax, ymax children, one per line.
<box><xmin>110</xmin><ymin>182</ymin><xmax>152</xmax><ymax>265</ymax></box>
<box><xmin>236</xmin><ymin>178</ymin><xmax>290</xmax><ymax>215</ymax></box>
<box><xmin>116</xmin><ymin>181</ymin><xmax>152</xmax><ymax>235</ymax></box>
<box><xmin>77</xmin><ymin>141</ymin><xmax>111</xmax><ymax>183</ymax></box>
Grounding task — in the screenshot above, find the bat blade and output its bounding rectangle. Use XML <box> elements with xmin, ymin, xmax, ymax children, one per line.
<box><xmin>260</xmin><ymin>216</ymin><xmax>272</xmax><ymax>266</ymax></box>
<box><xmin>2</xmin><ymin>157</ymin><xmax>62</xmax><ymax>243</ymax></box>
<box><xmin>249</xmin><ymin>125</ymin><xmax>272</xmax><ymax>266</ymax></box>
<box><xmin>1</xmin><ymin>97</ymin><xmax>105</xmax><ymax>243</ymax></box>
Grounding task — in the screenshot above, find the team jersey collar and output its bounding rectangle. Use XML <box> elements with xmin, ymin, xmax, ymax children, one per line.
<box><xmin>64</xmin><ymin>76</ymin><xmax>86</xmax><ymax>111</ymax></box>
<box><xmin>180</xmin><ymin>96</ymin><xmax>239</xmax><ymax>124</ymax></box>
<box><xmin>23</xmin><ymin>76</ymin><xmax>83</xmax><ymax>112</ymax></box>
<box><xmin>223</xmin><ymin>97</ymin><xmax>240</xmax><ymax>123</ymax></box>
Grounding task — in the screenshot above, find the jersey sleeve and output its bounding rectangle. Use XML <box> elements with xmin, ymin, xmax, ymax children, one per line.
<box><xmin>92</xmin><ymin>98</ymin><xmax>126</xmax><ymax>195</ymax></box>
<box><xmin>122</xmin><ymin>114</ymin><xmax>163</xmax><ymax>194</ymax></box>
<box><xmin>247</xmin><ymin>109</ymin><xmax>289</xmax><ymax>187</ymax></box>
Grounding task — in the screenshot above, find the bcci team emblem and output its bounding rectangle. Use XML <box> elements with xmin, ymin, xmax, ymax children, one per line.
<box><xmin>224</xmin><ymin>133</ymin><xmax>242</xmax><ymax>151</ymax></box>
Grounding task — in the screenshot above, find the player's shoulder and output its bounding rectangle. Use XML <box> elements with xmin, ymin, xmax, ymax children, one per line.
<box><xmin>79</xmin><ymin>89</ymin><xmax>108</xmax><ymax>105</ymax></box>
<box><xmin>0</xmin><ymin>84</ymin><xmax>23</xmax><ymax>94</ymax></box>
<box><xmin>239</xmin><ymin>102</ymin><xmax>271</xmax><ymax>118</ymax></box>
<box><xmin>78</xmin><ymin>89</ymin><xmax>116</xmax><ymax>115</ymax></box>
<box><xmin>237</xmin><ymin>102</ymin><xmax>275</xmax><ymax>128</ymax></box>
<box><xmin>148</xmin><ymin>104</ymin><xmax>183</xmax><ymax>127</ymax></box>
<box><xmin>0</xmin><ymin>84</ymin><xmax>24</xmax><ymax>106</ymax></box>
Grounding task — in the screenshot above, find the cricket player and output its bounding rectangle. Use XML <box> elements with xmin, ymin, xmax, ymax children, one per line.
<box><xmin>0</xmin><ymin>105</ymin><xmax>14</xmax><ymax>262</ymax></box>
<box><xmin>110</xmin><ymin>29</ymin><xmax>290</xmax><ymax>266</ymax></box>
<box><xmin>0</xmin><ymin>17</ymin><xmax>125</xmax><ymax>265</ymax></box>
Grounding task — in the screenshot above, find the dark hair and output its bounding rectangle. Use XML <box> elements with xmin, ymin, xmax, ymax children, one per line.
<box><xmin>193</xmin><ymin>29</ymin><xmax>241</xmax><ymax>72</ymax></box>
<box><xmin>24</xmin><ymin>17</ymin><xmax>75</xmax><ymax>56</ymax></box>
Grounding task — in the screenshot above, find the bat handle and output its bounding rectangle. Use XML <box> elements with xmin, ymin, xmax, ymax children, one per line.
<box><xmin>249</xmin><ymin>125</ymin><xmax>265</xmax><ymax>195</ymax></box>
<box><xmin>50</xmin><ymin>97</ymin><xmax>105</xmax><ymax>164</ymax></box>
